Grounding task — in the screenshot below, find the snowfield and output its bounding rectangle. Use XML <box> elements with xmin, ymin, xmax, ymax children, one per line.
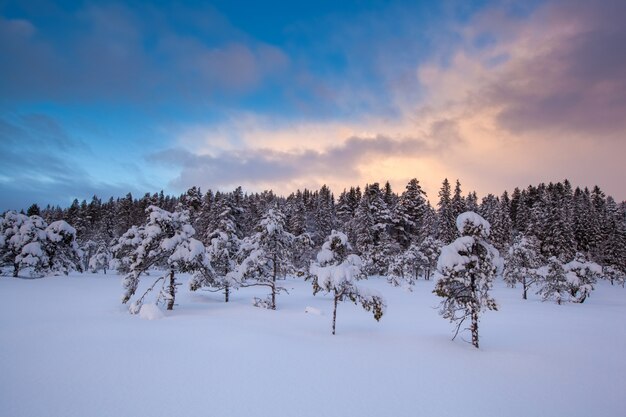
<box><xmin>1</xmin><ymin>273</ymin><xmax>625</xmax><ymax>417</ymax></box>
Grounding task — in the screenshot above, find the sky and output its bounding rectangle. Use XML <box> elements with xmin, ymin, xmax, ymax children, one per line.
<box><xmin>1</xmin><ymin>0</ymin><xmax>625</xmax><ymax>211</ymax></box>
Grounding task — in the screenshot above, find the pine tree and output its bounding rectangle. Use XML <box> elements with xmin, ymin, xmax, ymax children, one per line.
<box><xmin>114</xmin><ymin>206</ymin><xmax>209</xmax><ymax>313</ymax></box>
<box><xmin>504</xmin><ymin>235</ymin><xmax>543</xmax><ymax>299</ymax></box>
<box><xmin>43</xmin><ymin>220</ymin><xmax>82</xmax><ymax>275</ymax></box>
<box><xmin>537</xmin><ymin>257</ymin><xmax>569</xmax><ymax>305</ymax></box>
<box><xmin>230</xmin><ymin>206</ymin><xmax>294</xmax><ymax>310</ymax></box>
<box><xmin>0</xmin><ymin>211</ymin><xmax>47</xmax><ymax>277</ymax></box>
<box><xmin>309</xmin><ymin>230</ymin><xmax>385</xmax><ymax>335</ymax></box>
<box><xmin>393</xmin><ymin>178</ymin><xmax>428</xmax><ymax>249</ymax></box>
<box><xmin>88</xmin><ymin>242</ymin><xmax>112</xmax><ymax>274</ymax></box>
<box><xmin>351</xmin><ymin>183</ymin><xmax>395</xmax><ymax>275</ymax></box>
<box><xmin>563</xmin><ymin>253</ymin><xmax>602</xmax><ymax>303</ymax></box>
<box><xmin>434</xmin><ymin>212</ymin><xmax>501</xmax><ymax>348</ymax></box>
<box><xmin>189</xmin><ymin>197</ymin><xmax>241</xmax><ymax>302</ymax></box>
<box><xmin>313</xmin><ymin>185</ymin><xmax>335</xmax><ymax>243</ymax></box>
<box><xmin>451</xmin><ymin>180</ymin><xmax>466</xmax><ymax>219</ymax></box>
<box><xmin>436</xmin><ymin>179</ymin><xmax>456</xmax><ymax>244</ymax></box>
<box><xmin>418</xmin><ymin>236</ymin><xmax>443</xmax><ymax>280</ymax></box>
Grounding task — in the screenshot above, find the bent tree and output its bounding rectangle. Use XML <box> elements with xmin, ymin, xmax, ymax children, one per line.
<box><xmin>114</xmin><ymin>206</ymin><xmax>209</xmax><ymax>313</ymax></box>
<box><xmin>310</xmin><ymin>230</ymin><xmax>385</xmax><ymax>335</ymax></box>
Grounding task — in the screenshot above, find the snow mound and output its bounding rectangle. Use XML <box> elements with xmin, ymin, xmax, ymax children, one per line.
<box><xmin>139</xmin><ymin>303</ymin><xmax>164</xmax><ymax>320</ymax></box>
<box><xmin>304</xmin><ymin>306</ymin><xmax>323</xmax><ymax>315</ymax></box>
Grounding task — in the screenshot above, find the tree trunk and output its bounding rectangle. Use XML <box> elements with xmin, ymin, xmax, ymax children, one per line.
<box><xmin>471</xmin><ymin>308</ymin><xmax>479</xmax><ymax>349</ymax></box>
<box><xmin>470</xmin><ymin>270</ymin><xmax>479</xmax><ymax>348</ymax></box>
<box><xmin>522</xmin><ymin>276</ymin><xmax>527</xmax><ymax>300</ymax></box>
<box><xmin>271</xmin><ymin>253</ymin><xmax>277</xmax><ymax>310</ymax></box>
<box><xmin>224</xmin><ymin>284</ymin><xmax>230</xmax><ymax>303</ymax></box>
<box><xmin>332</xmin><ymin>293</ymin><xmax>339</xmax><ymax>335</ymax></box>
<box><xmin>167</xmin><ymin>269</ymin><xmax>176</xmax><ymax>310</ymax></box>
<box><xmin>13</xmin><ymin>263</ymin><xmax>19</xmax><ymax>278</ymax></box>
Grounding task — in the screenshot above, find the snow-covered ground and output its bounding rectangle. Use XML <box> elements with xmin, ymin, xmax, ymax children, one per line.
<box><xmin>1</xmin><ymin>273</ymin><xmax>625</xmax><ymax>417</ymax></box>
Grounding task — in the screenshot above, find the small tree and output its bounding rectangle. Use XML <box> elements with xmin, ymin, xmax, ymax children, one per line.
<box><xmin>386</xmin><ymin>243</ymin><xmax>427</xmax><ymax>289</ymax></box>
<box><xmin>417</xmin><ymin>236</ymin><xmax>442</xmax><ymax>280</ymax></box>
<box><xmin>0</xmin><ymin>212</ymin><xmax>47</xmax><ymax>277</ymax></box>
<box><xmin>189</xmin><ymin>203</ymin><xmax>241</xmax><ymax>302</ymax></box>
<box><xmin>89</xmin><ymin>241</ymin><xmax>112</xmax><ymax>274</ymax></box>
<box><xmin>310</xmin><ymin>230</ymin><xmax>385</xmax><ymax>335</ymax></box>
<box><xmin>434</xmin><ymin>212</ymin><xmax>501</xmax><ymax>348</ymax></box>
<box><xmin>563</xmin><ymin>253</ymin><xmax>601</xmax><ymax>303</ymax></box>
<box><xmin>44</xmin><ymin>220</ymin><xmax>82</xmax><ymax>275</ymax></box>
<box><xmin>504</xmin><ymin>235</ymin><xmax>543</xmax><ymax>299</ymax></box>
<box><xmin>114</xmin><ymin>206</ymin><xmax>209</xmax><ymax>313</ymax></box>
<box><xmin>603</xmin><ymin>265</ymin><xmax>626</xmax><ymax>287</ymax></box>
<box><xmin>229</xmin><ymin>207</ymin><xmax>294</xmax><ymax>310</ymax></box>
<box><xmin>537</xmin><ymin>257</ymin><xmax>568</xmax><ymax>305</ymax></box>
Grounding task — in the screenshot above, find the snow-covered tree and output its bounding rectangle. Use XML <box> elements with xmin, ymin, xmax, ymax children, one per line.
<box><xmin>417</xmin><ymin>236</ymin><xmax>442</xmax><ymax>280</ymax></box>
<box><xmin>114</xmin><ymin>206</ymin><xmax>209</xmax><ymax>313</ymax></box>
<box><xmin>434</xmin><ymin>212</ymin><xmax>501</xmax><ymax>348</ymax></box>
<box><xmin>392</xmin><ymin>178</ymin><xmax>428</xmax><ymax>249</ymax></box>
<box><xmin>43</xmin><ymin>220</ymin><xmax>82</xmax><ymax>275</ymax></box>
<box><xmin>386</xmin><ymin>244</ymin><xmax>423</xmax><ymax>288</ymax></box>
<box><xmin>88</xmin><ymin>241</ymin><xmax>112</xmax><ymax>274</ymax></box>
<box><xmin>351</xmin><ymin>183</ymin><xmax>396</xmax><ymax>275</ymax></box>
<box><xmin>310</xmin><ymin>230</ymin><xmax>385</xmax><ymax>335</ymax></box>
<box><xmin>0</xmin><ymin>211</ymin><xmax>47</xmax><ymax>277</ymax></box>
<box><xmin>436</xmin><ymin>179</ymin><xmax>456</xmax><ymax>244</ymax></box>
<box><xmin>563</xmin><ymin>253</ymin><xmax>602</xmax><ymax>303</ymax></box>
<box><xmin>189</xmin><ymin>197</ymin><xmax>240</xmax><ymax>302</ymax></box>
<box><xmin>229</xmin><ymin>207</ymin><xmax>294</xmax><ymax>310</ymax></box>
<box><xmin>504</xmin><ymin>235</ymin><xmax>543</xmax><ymax>299</ymax></box>
<box><xmin>536</xmin><ymin>257</ymin><xmax>569</xmax><ymax>305</ymax></box>
<box><xmin>602</xmin><ymin>265</ymin><xmax>626</xmax><ymax>287</ymax></box>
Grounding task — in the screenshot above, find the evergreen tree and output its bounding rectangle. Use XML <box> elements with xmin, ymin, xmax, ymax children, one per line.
<box><xmin>114</xmin><ymin>206</ymin><xmax>209</xmax><ymax>313</ymax></box>
<box><xmin>504</xmin><ymin>235</ymin><xmax>543</xmax><ymax>299</ymax></box>
<box><xmin>351</xmin><ymin>183</ymin><xmax>396</xmax><ymax>275</ymax></box>
<box><xmin>0</xmin><ymin>211</ymin><xmax>47</xmax><ymax>277</ymax></box>
<box><xmin>434</xmin><ymin>212</ymin><xmax>501</xmax><ymax>348</ymax></box>
<box><xmin>190</xmin><ymin>196</ymin><xmax>241</xmax><ymax>302</ymax></box>
<box><xmin>436</xmin><ymin>179</ymin><xmax>456</xmax><ymax>244</ymax></box>
<box><xmin>563</xmin><ymin>253</ymin><xmax>602</xmax><ymax>303</ymax></box>
<box><xmin>230</xmin><ymin>207</ymin><xmax>294</xmax><ymax>310</ymax></box>
<box><xmin>26</xmin><ymin>204</ymin><xmax>41</xmax><ymax>217</ymax></box>
<box><xmin>537</xmin><ymin>257</ymin><xmax>569</xmax><ymax>305</ymax></box>
<box><xmin>309</xmin><ymin>230</ymin><xmax>385</xmax><ymax>335</ymax></box>
<box><xmin>451</xmin><ymin>180</ymin><xmax>466</xmax><ymax>219</ymax></box>
<box><xmin>43</xmin><ymin>220</ymin><xmax>82</xmax><ymax>275</ymax></box>
<box><xmin>393</xmin><ymin>178</ymin><xmax>428</xmax><ymax>249</ymax></box>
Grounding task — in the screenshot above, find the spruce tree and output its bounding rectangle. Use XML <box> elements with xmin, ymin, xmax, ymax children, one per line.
<box><xmin>230</xmin><ymin>207</ymin><xmax>294</xmax><ymax>310</ymax></box>
<box><xmin>436</xmin><ymin>179</ymin><xmax>456</xmax><ymax>244</ymax></box>
<box><xmin>434</xmin><ymin>212</ymin><xmax>501</xmax><ymax>348</ymax></box>
<box><xmin>309</xmin><ymin>230</ymin><xmax>385</xmax><ymax>335</ymax></box>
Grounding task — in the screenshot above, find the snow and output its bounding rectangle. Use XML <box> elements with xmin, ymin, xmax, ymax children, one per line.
<box><xmin>139</xmin><ymin>303</ymin><xmax>164</xmax><ymax>320</ymax></box>
<box><xmin>1</xmin><ymin>273</ymin><xmax>625</xmax><ymax>417</ymax></box>
<box><xmin>456</xmin><ymin>211</ymin><xmax>491</xmax><ymax>236</ymax></box>
<box><xmin>304</xmin><ymin>306</ymin><xmax>323</xmax><ymax>315</ymax></box>
<box><xmin>436</xmin><ymin>235</ymin><xmax>474</xmax><ymax>272</ymax></box>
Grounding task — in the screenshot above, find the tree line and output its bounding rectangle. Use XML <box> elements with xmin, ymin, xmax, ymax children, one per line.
<box><xmin>1</xmin><ymin>178</ymin><xmax>625</xmax><ymax>345</ymax></box>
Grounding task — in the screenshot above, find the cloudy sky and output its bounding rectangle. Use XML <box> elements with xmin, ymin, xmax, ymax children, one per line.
<box><xmin>1</xmin><ymin>0</ymin><xmax>625</xmax><ymax>210</ymax></box>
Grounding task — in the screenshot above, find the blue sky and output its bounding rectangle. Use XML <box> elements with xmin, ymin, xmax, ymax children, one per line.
<box><xmin>1</xmin><ymin>0</ymin><xmax>625</xmax><ymax>210</ymax></box>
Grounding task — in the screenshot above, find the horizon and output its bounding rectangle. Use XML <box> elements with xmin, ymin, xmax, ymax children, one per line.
<box><xmin>2</xmin><ymin>0</ymin><xmax>625</xmax><ymax>210</ymax></box>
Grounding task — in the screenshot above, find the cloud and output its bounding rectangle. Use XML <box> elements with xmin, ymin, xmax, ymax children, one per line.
<box><xmin>420</xmin><ymin>0</ymin><xmax>626</xmax><ymax>137</ymax></box>
<box><xmin>0</xmin><ymin>114</ymin><xmax>151</xmax><ymax>211</ymax></box>
<box><xmin>0</xmin><ymin>4</ymin><xmax>290</xmax><ymax>104</ymax></box>
<box><xmin>149</xmin><ymin>119</ymin><xmax>460</xmax><ymax>194</ymax></box>
<box><xmin>158</xmin><ymin>0</ymin><xmax>626</xmax><ymax>201</ymax></box>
